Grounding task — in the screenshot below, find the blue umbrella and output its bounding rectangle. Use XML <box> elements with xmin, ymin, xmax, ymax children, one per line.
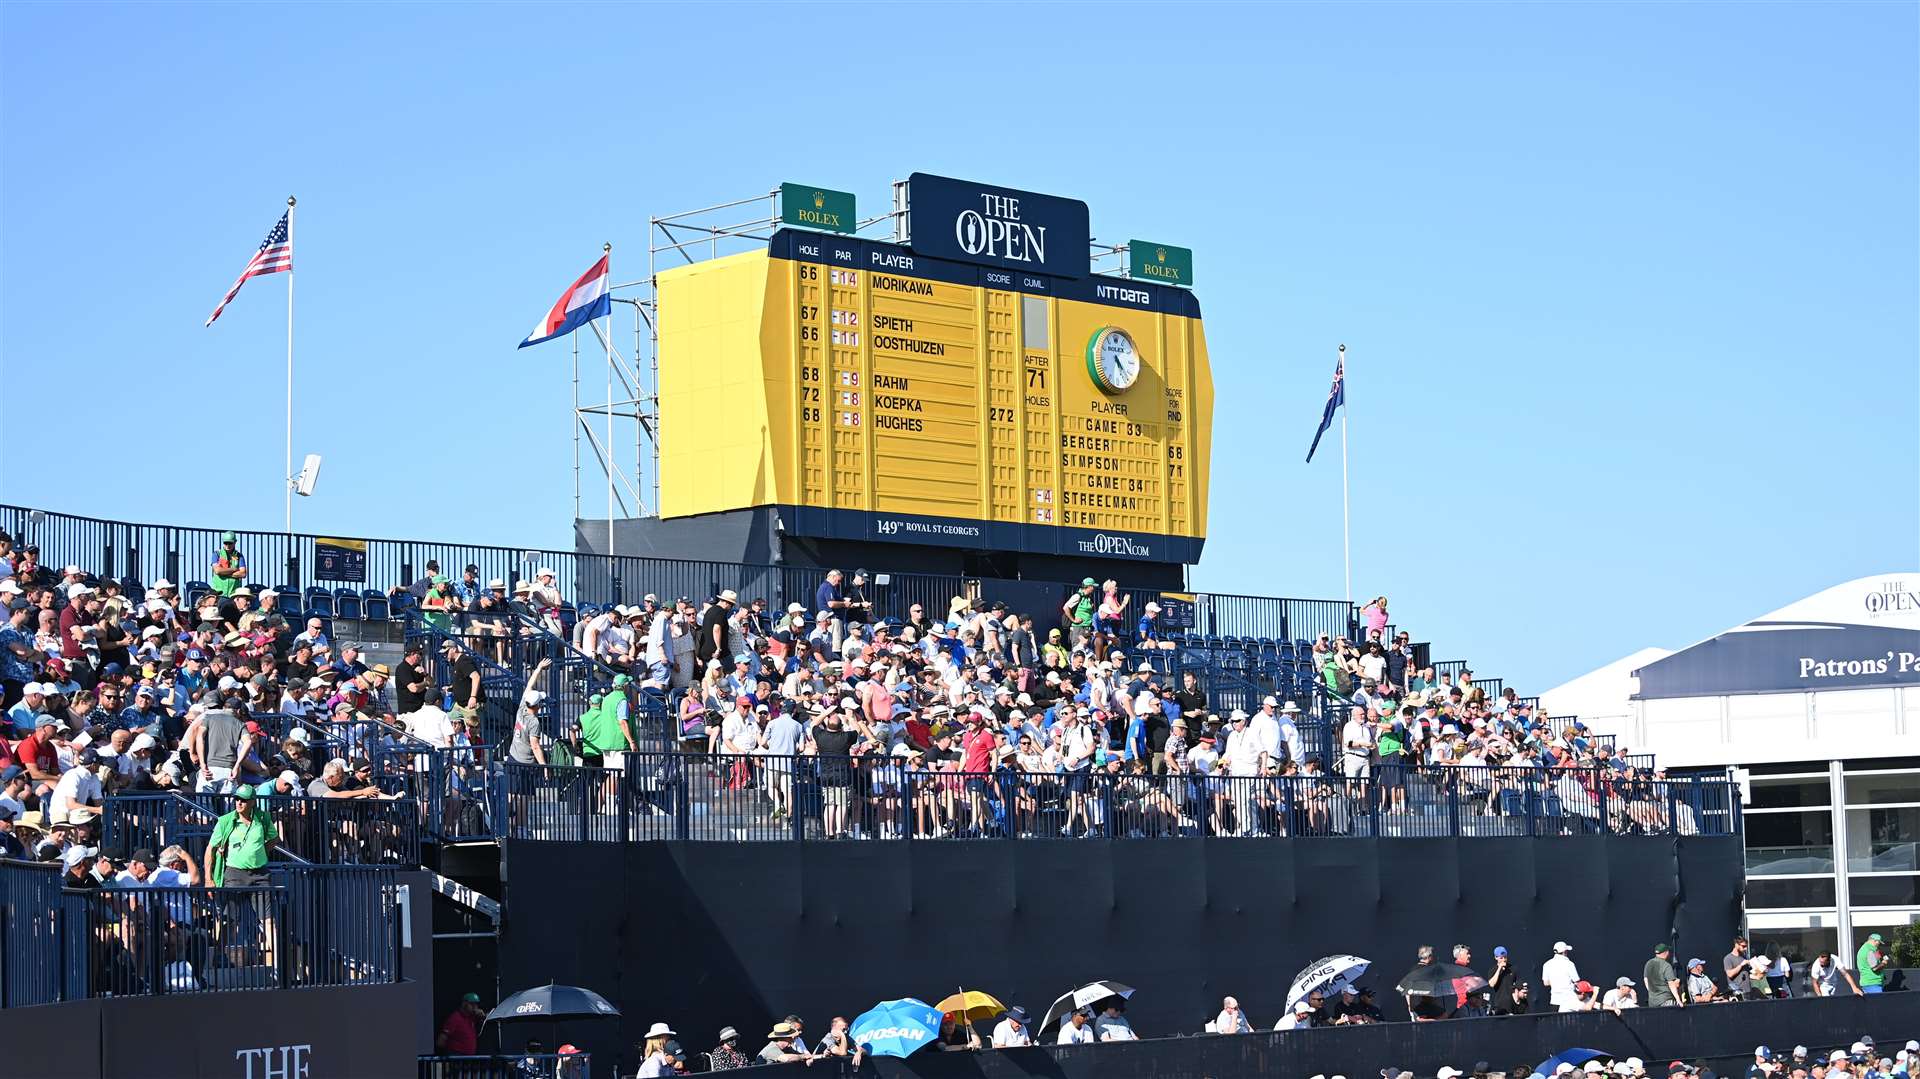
<box><xmin>1537</xmin><ymin>1048</ymin><xmax>1610</xmax><ymax>1075</ymax></box>
<box><xmin>850</xmin><ymin>997</ymin><xmax>943</xmax><ymax>1058</ymax></box>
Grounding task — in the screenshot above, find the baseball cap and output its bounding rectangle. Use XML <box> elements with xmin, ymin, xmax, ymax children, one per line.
<box><xmin>1616</xmin><ymin>976</ymin><xmax>1633</xmax><ymax>988</ymax></box>
<box><xmin>1493</xmin><ymin>946</ymin><xmax>1507</xmax><ymax>957</ymax></box>
<box><xmin>1553</xmin><ymin>941</ymin><xmax>1572</xmax><ymax>952</ymax></box>
<box><xmin>462</xmin><ymin>992</ymin><xmax>481</xmax><ymax>1003</ymax></box>
<box><xmin>232</xmin><ymin>785</ymin><xmax>257</xmax><ymax>800</ymax></box>
<box><xmin>1755</xmin><ymin>1047</ymin><xmax>1773</xmax><ymax>1061</ymax></box>
<box><xmin>62</xmin><ymin>846</ymin><xmax>99</xmax><ymax>869</ymax></box>
<box><xmin>1437</xmin><ymin>1070</ymin><xmax>1463</xmax><ymax>1079</ymax></box>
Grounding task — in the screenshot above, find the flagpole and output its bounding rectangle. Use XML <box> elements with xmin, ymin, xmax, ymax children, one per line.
<box><xmin>604</xmin><ymin>242</ymin><xmax>614</xmax><ymax>560</ymax></box>
<box><xmin>1338</xmin><ymin>343</ymin><xmax>1349</xmax><ymax>604</ymax></box>
<box><xmin>285</xmin><ymin>196</ymin><xmax>296</xmax><ymax>543</ymax></box>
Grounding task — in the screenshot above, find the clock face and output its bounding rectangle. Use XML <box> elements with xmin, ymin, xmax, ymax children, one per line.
<box><xmin>1086</xmin><ymin>327</ymin><xmax>1140</xmax><ymax>394</ymax></box>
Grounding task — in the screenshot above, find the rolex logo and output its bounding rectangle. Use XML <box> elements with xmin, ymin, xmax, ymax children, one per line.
<box><xmin>813</xmin><ymin>191</ymin><xmax>825</xmax><ymax>209</ymax></box>
<box><xmin>1156</xmin><ymin>247</ymin><xmax>1166</xmax><ymax>263</ymax></box>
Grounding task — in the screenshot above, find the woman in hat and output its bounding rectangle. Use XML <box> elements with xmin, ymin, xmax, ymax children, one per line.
<box><xmin>707</xmin><ymin>1026</ymin><xmax>752</xmax><ymax>1070</ymax></box>
<box><xmin>636</xmin><ymin>1022</ymin><xmax>678</xmax><ymax>1076</ymax></box>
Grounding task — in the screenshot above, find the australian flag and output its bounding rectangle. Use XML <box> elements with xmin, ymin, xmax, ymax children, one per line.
<box><xmin>1305</xmin><ymin>355</ymin><xmax>1344</xmax><ymax>463</ymax></box>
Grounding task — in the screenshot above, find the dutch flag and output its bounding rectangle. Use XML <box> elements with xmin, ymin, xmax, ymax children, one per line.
<box><xmin>519</xmin><ymin>255</ymin><xmax>611</xmax><ymax>348</ymax></box>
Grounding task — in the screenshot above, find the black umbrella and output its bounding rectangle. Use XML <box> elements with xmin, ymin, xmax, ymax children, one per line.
<box><xmin>485</xmin><ymin>982</ymin><xmax>622</xmax><ymax>1024</ymax></box>
<box><xmin>1394</xmin><ymin>963</ymin><xmax>1487</xmax><ymax>1011</ymax></box>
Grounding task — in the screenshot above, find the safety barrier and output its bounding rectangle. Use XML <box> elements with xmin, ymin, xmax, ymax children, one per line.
<box><xmin>494</xmin><ymin>754</ymin><xmax>1737</xmax><ymax>844</ymax></box>
<box><xmin>419</xmin><ymin>1054</ymin><xmax>591</xmax><ymax>1079</ymax></box>
<box><xmin>0</xmin><ymin>859</ymin><xmax>398</xmax><ymax>1005</ymax></box>
<box><xmin>102</xmin><ymin>792</ymin><xmax>421</xmax><ymax>866</ymax></box>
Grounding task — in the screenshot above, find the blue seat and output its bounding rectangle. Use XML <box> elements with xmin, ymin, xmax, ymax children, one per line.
<box><xmin>558</xmin><ymin>602</ymin><xmax>578</xmax><ymax>637</ymax></box>
<box><xmin>363</xmin><ymin>592</ymin><xmax>391</xmax><ymax>621</ymax></box>
<box><xmin>274</xmin><ymin>584</ymin><xmax>300</xmax><ymax>611</ymax></box>
<box><xmin>304</xmin><ymin>588</ymin><xmax>334</xmax><ymax>618</ymax></box>
<box><xmin>1278</xmin><ymin>641</ymin><xmax>1297</xmax><ymax>663</ymax></box>
<box><xmin>334</xmin><ymin>588</ymin><xmax>362</xmax><ymax>620</ymax></box>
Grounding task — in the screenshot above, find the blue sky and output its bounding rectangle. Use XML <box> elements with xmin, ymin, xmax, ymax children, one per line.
<box><xmin>2</xmin><ymin>2</ymin><xmax>1914</xmax><ymax>692</ymax></box>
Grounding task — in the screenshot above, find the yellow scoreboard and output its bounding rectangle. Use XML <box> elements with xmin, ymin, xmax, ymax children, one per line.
<box><xmin>656</xmin><ymin>228</ymin><xmax>1212</xmax><ymax>564</ymax></box>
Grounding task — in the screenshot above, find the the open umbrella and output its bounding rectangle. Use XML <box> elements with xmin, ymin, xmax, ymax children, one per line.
<box><xmin>483</xmin><ymin>983</ymin><xmax>621</xmax><ymax>1055</ymax></box>
<box><xmin>1041</xmin><ymin>980</ymin><xmax>1134</xmax><ymax>1032</ymax></box>
<box><xmin>1287</xmin><ymin>955</ymin><xmax>1370</xmax><ymax>1007</ymax></box>
<box><xmin>850</xmin><ymin>997</ymin><xmax>943</xmax><ymax>1059</ymax></box>
<box><xmin>1394</xmin><ymin>962</ymin><xmax>1488</xmax><ymax>1011</ymax></box>
<box><xmin>1537</xmin><ymin>1049</ymin><xmax>1611</xmax><ymax>1075</ymax></box>
<box><xmin>485</xmin><ymin>983</ymin><xmax>621</xmax><ymax>1023</ymax></box>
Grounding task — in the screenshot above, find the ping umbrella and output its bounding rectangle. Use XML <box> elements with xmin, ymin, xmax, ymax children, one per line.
<box><xmin>1287</xmin><ymin>954</ymin><xmax>1371</xmax><ymax>1008</ymax></box>
<box><xmin>850</xmin><ymin>997</ymin><xmax>943</xmax><ymax>1059</ymax></box>
<box><xmin>1394</xmin><ymin>962</ymin><xmax>1488</xmax><ymax>1012</ymax></box>
<box><xmin>1041</xmin><ymin>980</ymin><xmax>1135</xmax><ymax>1032</ymax></box>
<box><xmin>484</xmin><ymin>982</ymin><xmax>621</xmax><ymax>1023</ymax></box>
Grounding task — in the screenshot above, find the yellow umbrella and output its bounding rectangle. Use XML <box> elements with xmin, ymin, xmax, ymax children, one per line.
<box><xmin>934</xmin><ymin>989</ymin><xmax>1006</xmax><ymax>1023</ymax></box>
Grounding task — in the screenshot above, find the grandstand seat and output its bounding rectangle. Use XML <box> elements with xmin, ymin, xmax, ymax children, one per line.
<box><xmin>185</xmin><ymin>580</ymin><xmax>212</xmax><ymax>607</ymax></box>
<box><xmin>1256</xmin><ymin>637</ymin><xmax>1277</xmax><ymax>660</ymax></box>
<box><xmin>390</xmin><ymin>590</ymin><xmax>417</xmax><ymax>617</ymax></box>
<box><xmin>361</xmin><ymin>590</ymin><xmax>391</xmax><ymax>621</ymax></box>
<box><xmin>304</xmin><ymin>587</ymin><xmax>334</xmax><ymax>618</ymax></box>
<box><xmin>1279</xmin><ymin>641</ymin><xmax>1296</xmax><ymax>663</ymax></box>
<box><xmin>275</xmin><ymin>584</ymin><xmax>300</xmax><ymax>611</ymax></box>
<box><xmin>119</xmin><ymin>576</ymin><xmax>146</xmax><ymax>606</ymax></box>
<box><xmin>1204</xmin><ymin>635</ymin><xmax>1223</xmax><ymax>651</ymax></box>
<box><xmin>559</xmin><ymin>602</ymin><xmax>578</xmax><ymax>637</ymax></box>
<box><xmin>334</xmin><ymin>588</ymin><xmax>362</xmax><ymax>620</ymax></box>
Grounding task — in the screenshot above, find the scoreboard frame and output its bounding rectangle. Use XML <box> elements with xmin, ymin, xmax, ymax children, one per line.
<box><xmin>655</xmin><ymin>228</ymin><xmax>1212</xmax><ymax>565</ymax></box>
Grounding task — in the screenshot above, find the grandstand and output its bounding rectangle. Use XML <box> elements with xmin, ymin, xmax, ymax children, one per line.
<box><xmin>0</xmin><ymin>500</ymin><xmax>1750</xmax><ymax>1076</ymax></box>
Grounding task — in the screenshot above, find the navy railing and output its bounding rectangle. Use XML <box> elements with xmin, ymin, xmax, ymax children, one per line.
<box><xmin>102</xmin><ymin>792</ymin><xmax>420</xmax><ymax>865</ymax></box>
<box><xmin>420</xmin><ymin>1054</ymin><xmax>591</xmax><ymax>1079</ymax></box>
<box><xmin>494</xmin><ymin>754</ymin><xmax>1737</xmax><ymax>844</ymax></box>
<box><xmin>0</xmin><ymin>859</ymin><xmax>398</xmax><ymax>1005</ymax></box>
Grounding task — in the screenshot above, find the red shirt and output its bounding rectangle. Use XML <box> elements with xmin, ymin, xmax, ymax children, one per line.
<box><xmin>438</xmin><ymin>1009</ymin><xmax>479</xmax><ymax>1054</ymax></box>
<box><xmin>961</xmin><ymin>727</ymin><xmax>996</xmax><ymax>774</ymax></box>
<box><xmin>14</xmin><ymin>734</ymin><xmax>55</xmax><ymax>778</ymax></box>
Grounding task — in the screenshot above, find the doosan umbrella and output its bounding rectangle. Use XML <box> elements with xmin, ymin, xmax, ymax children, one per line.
<box><xmin>1287</xmin><ymin>954</ymin><xmax>1370</xmax><ymax>1007</ymax></box>
<box><xmin>849</xmin><ymin>997</ymin><xmax>943</xmax><ymax>1059</ymax></box>
<box><xmin>484</xmin><ymin>982</ymin><xmax>621</xmax><ymax>1023</ymax></box>
<box><xmin>1041</xmin><ymin>980</ymin><xmax>1134</xmax><ymax>1032</ymax></box>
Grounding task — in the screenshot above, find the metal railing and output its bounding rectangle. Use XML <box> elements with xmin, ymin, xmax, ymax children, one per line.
<box><xmin>102</xmin><ymin>792</ymin><xmax>420</xmax><ymax>865</ymax></box>
<box><xmin>493</xmin><ymin>754</ymin><xmax>1738</xmax><ymax>844</ymax></box>
<box><xmin>0</xmin><ymin>859</ymin><xmax>399</xmax><ymax>1005</ymax></box>
<box><xmin>419</xmin><ymin>1054</ymin><xmax>591</xmax><ymax>1079</ymax></box>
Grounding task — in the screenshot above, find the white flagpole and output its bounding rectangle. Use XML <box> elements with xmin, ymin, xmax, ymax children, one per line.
<box><xmin>1338</xmin><ymin>343</ymin><xmax>1349</xmax><ymax>604</ymax></box>
<box><xmin>285</xmin><ymin>196</ymin><xmax>296</xmax><ymax>541</ymax></box>
<box><xmin>604</xmin><ymin>242</ymin><xmax>614</xmax><ymax>559</ymax></box>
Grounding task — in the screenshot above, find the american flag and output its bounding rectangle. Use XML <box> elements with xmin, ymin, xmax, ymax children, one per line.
<box><xmin>204</xmin><ymin>211</ymin><xmax>292</xmax><ymax>326</ymax></box>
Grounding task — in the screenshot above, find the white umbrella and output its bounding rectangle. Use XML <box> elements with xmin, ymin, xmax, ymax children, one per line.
<box><xmin>1286</xmin><ymin>954</ymin><xmax>1370</xmax><ymax>1008</ymax></box>
<box><xmin>1040</xmin><ymin>980</ymin><xmax>1134</xmax><ymax>1031</ymax></box>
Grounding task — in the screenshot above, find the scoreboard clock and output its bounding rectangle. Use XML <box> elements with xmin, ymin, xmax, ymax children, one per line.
<box><xmin>655</xmin><ymin>226</ymin><xmax>1213</xmax><ymax>565</ymax></box>
<box><xmin>1086</xmin><ymin>327</ymin><xmax>1141</xmax><ymax>394</ymax></box>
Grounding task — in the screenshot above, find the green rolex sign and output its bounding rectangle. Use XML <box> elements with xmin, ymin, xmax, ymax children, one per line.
<box><xmin>781</xmin><ymin>182</ymin><xmax>857</xmax><ymax>235</ymax></box>
<box><xmin>1128</xmin><ymin>240</ymin><xmax>1194</xmax><ymax>287</ymax></box>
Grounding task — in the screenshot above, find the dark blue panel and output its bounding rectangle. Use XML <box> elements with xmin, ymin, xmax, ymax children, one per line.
<box><xmin>773</xmin><ymin>504</ymin><xmax>1203</xmax><ymax>565</ymax></box>
<box><xmin>906</xmin><ymin>172</ymin><xmax>1091</xmax><ymax>278</ymax></box>
<box><xmin>1634</xmin><ymin>623</ymin><xmax>1920</xmax><ymax>698</ymax></box>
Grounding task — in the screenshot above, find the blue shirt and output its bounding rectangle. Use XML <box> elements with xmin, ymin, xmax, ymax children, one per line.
<box><xmin>814</xmin><ymin>580</ymin><xmax>843</xmax><ymax>618</ymax></box>
<box><xmin>0</xmin><ymin>625</ymin><xmax>34</xmax><ymax>683</ymax></box>
<box><xmin>117</xmin><ymin>706</ymin><xmax>160</xmax><ymax>732</ymax></box>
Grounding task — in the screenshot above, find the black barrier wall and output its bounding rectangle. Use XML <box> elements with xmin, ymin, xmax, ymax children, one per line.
<box><xmin>499</xmin><ymin>835</ymin><xmax>1744</xmax><ymax>1073</ymax></box>
<box><xmin>0</xmin><ymin>981</ymin><xmax>423</xmax><ymax>1079</ymax></box>
<box><xmin>725</xmin><ymin>992</ymin><xmax>1920</xmax><ymax>1079</ymax></box>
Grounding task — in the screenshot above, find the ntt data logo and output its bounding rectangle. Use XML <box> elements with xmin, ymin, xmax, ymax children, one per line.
<box><xmin>1079</xmin><ymin>533</ymin><xmax>1150</xmax><ymax>558</ymax></box>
